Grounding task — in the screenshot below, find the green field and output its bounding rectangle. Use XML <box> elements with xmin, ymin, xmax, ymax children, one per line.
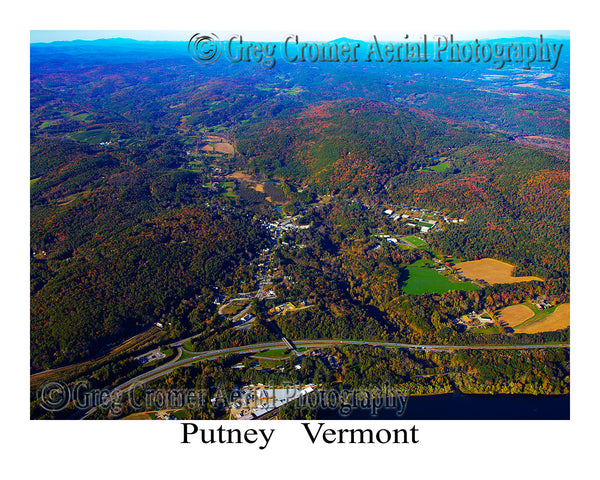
<box><xmin>219</xmin><ymin>182</ymin><xmax>238</xmax><ymax>198</ymax></box>
<box><xmin>429</xmin><ymin>162</ymin><xmax>450</xmax><ymax>172</ymax></box>
<box><xmin>403</xmin><ymin>236</ymin><xmax>427</xmax><ymax>247</ymax></box>
<box><xmin>409</xmin><ymin>258</ymin><xmax>436</xmax><ymax>268</ymax></box>
<box><xmin>403</xmin><ymin>267</ymin><xmax>480</xmax><ymax>295</ymax></box>
<box><xmin>416</xmin><ymin>221</ymin><xmax>434</xmax><ymax>228</ymax></box>
<box><xmin>69</xmin><ymin>128</ymin><xmax>110</xmax><ymax>144</ymax></box>
<box><xmin>443</xmin><ymin>256</ymin><xmax>463</xmax><ymax>264</ymax></box>
<box><xmin>69</xmin><ymin>112</ymin><xmax>91</xmax><ymax>121</ymax></box>
<box><xmin>30</xmin><ymin>178</ymin><xmax>40</xmax><ymax>186</ymax></box>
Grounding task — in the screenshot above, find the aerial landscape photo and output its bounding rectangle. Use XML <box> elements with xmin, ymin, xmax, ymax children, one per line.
<box><xmin>29</xmin><ymin>30</ymin><xmax>570</xmax><ymax>421</ymax></box>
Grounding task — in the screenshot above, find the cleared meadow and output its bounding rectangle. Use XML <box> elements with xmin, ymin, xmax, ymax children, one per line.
<box><xmin>515</xmin><ymin>304</ymin><xmax>570</xmax><ymax>334</ymax></box>
<box><xmin>455</xmin><ymin>258</ymin><xmax>544</xmax><ymax>285</ymax></box>
<box><xmin>496</xmin><ymin>304</ymin><xmax>535</xmax><ymax>328</ymax></box>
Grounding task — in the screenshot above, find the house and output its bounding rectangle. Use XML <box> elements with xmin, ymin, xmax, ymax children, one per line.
<box><xmin>384</xmin><ymin>209</ymin><xmax>394</xmax><ymax>215</ymax></box>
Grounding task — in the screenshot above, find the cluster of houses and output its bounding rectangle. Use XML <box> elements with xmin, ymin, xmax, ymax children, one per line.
<box><xmin>268</xmin><ymin>302</ymin><xmax>298</xmax><ymax>315</ymax></box>
<box><xmin>374</xmin><ymin>233</ymin><xmax>403</xmax><ymax>245</ymax></box>
<box><xmin>533</xmin><ymin>300</ymin><xmax>554</xmax><ymax>310</ymax></box>
<box><xmin>533</xmin><ymin>298</ymin><xmax>553</xmax><ymax>310</ymax></box>
<box><xmin>231</xmin><ymin>360</ymin><xmax>264</xmax><ymax>371</ymax></box>
<box><xmin>432</xmin><ymin>259</ymin><xmax>468</xmax><ymax>282</ymax></box>
<box><xmin>383</xmin><ymin>208</ymin><xmax>438</xmax><ymax>233</ymax></box>
<box><xmin>382</xmin><ymin>204</ymin><xmax>464</xmax><ymax>233</ymax></box>
<box><xmin>264</xmin><ymin>216</ymin><xmax>311</xmax><ymax>233</ymax></box>
<box><xmin>452</xmin><ymin>311</ymin><xmax>495</xmax><ymax>330</ymax></box>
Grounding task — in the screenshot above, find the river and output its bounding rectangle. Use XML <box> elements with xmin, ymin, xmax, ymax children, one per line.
<box><xmin>319</xmin><ymin>392</ymin><xmax>569</xmax><ymax>420</ymax></box>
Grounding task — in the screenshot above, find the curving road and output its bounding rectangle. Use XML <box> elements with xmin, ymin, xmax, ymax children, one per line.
<box><xmin>77</xmin><ymin>338</ymin><xmax>568</xmax><ymax>419</ymax></box>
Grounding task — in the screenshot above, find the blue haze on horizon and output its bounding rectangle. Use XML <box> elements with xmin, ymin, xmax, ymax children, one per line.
<box><xmin>30</xmin><ymin>30</ymin><xmax>570</xmax><ymax>44</ymax></box>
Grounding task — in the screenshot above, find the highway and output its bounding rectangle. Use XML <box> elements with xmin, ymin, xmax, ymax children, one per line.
<box><xmin>77</xmin><ymin>338</ymin><xmax>569</xmax><ymax>419</ymax></box>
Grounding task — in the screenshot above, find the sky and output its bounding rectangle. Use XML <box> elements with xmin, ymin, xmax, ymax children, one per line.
<box><xmin>30</xmin><ymin>29</ymin><xmax>570</xmax><ymax>44</ymax></box>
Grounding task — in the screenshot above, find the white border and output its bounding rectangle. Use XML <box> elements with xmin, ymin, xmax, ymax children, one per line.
<box><xmin>5</xmin><ymin>0</ymin><xmax>596</xmax><ymax>477</ymax></box>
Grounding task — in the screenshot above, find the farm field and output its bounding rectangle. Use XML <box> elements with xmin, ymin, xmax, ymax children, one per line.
<box><xmin>496</xmin><ymin>304</ymin><xmax>535</xmax><ymax>328</ymax></box>
<box><xmin>227</xmin><ymin>171</ymin><xmax>256</xmax><ymax>182</ymax></box>
<box><xmin>213</xmin><ymin>142</ymin><xmax>234</xmax><ymax>154</ymax></box>
<box><xmin>201</xmin><ymin>135</ymin><xmax>234</xmax><ymax>154</ymax></box>
<box><xmin>403</xmin><ymin>267</ymin><xmax>480</xmax><ymax>295</ymax></box>
<box><xmin>514</xmin><ymin>303</ymin><xmax>570</xmax><ymax>334</ymax></box>
<box><xmin>70</xmin><ymin>112</ymin><xmax>91</xmax><ymax>121</ymax></box>
<box><xmin>68</xmin><ymin>128</ymin><xmax>110</xmax><ymax>144</ymax></box>
<box><xmin>455</xmin><ymin>258</ymin><xmax>544</xmax><ymax>285</ymax></box>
